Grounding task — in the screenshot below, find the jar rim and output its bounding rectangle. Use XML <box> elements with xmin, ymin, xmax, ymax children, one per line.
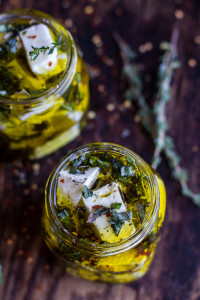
<box><xmin>45</xmin><ymin>142</ymin><xmax>160</xmax><ymax>255</ymax></box>
<box><xmin>0</xmin><ymin>8</ymin><xmax>77</xmax><ymax>105</ymax></box>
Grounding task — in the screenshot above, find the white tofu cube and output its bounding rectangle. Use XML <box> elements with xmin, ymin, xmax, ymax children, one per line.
<box><xmin>19</xmin><ymin>24</ymin><xmax>58</xmax><ymax>75</ymax></box>
<box><xmin>83</xmin><ymin>182</ymin><xmax>135</xmax><ymax>242</ymax></box>
<box><xmin>57</xmin><ymin>167</ymin><xmax>100</xmax><ymax>207</ymax></box>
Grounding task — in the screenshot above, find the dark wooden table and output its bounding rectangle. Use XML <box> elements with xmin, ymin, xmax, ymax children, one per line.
<box><xmin>0</xmin><ymin>0</ymin><xmax>200</xmax><ymax>299</ymax></box>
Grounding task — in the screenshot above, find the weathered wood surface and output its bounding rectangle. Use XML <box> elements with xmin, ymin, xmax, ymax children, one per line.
<box><xmin>0</xmin><ymin>0</ymin><xmax>200</xmax><ymax>299</ymax></box>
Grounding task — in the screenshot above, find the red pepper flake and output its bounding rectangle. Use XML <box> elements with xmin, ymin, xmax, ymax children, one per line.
<box><xmin>27</xmin><ymin>35</ymin><xmax>37</xmax><ymax>39</ymax></box>
<box><xmin>60</xmin><ymin>179</ymin><xmax>64</xmax><ymax>183</ymax></box>
<box><xmin>145</xmin><ymin>250</ymin><xmax>152</xmax><ymax>257</ymax></box>
<box><xmin>48</xmin><ymin>61</ymin><xmax>52</xmax><ymax>67</ymax></box>
<box><xmin>92</xmin><ymin>205</ymin><xmax>103</xmax><ymax>210</ymax></box>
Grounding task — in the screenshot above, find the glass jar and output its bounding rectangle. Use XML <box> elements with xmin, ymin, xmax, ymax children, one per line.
<box><xmin>0</xmin><ymin>9</ymin><xmax>89</xmax><ymax>159</ymax></box>
<box><xmin>43</xmin><ymin>143</ymin><xmax>166</xmax><ymax>283</ymax></box>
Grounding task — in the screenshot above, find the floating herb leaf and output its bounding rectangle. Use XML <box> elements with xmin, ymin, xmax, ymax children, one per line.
<box><xmin>83</xmin><ymin>186</ymin><xmax>93</xmax><ymax>199</ymax></box>
<box><xmin>58</xmin><ymin>208</ymin><xmax>75</xmax><ymax>231</ymax></box>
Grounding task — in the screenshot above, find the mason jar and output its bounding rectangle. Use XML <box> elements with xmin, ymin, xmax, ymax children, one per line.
<box><xmin>0</xmin><ymin>9</ymin><xmax>89</xmax><ymax>159</ymax></box>
<box><xmin>43</xmin><ymin>143</ymin><xmax>166</xmax><ymax>283</ymax></box>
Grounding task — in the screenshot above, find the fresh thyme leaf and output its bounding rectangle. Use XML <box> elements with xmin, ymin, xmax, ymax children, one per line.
<box><xmin>29</xmin><ymin>45</ymin><xmax>49</xmax><ymax>61</ymax></box>
<box><xmin>120</xmin><ymin>166</ymin><xmax>135</xmax><ymax>177</ymax></box>
<box><xmin>49</xmin><ymin>35</ymin><xmax>64</xmax><ymax>54</ymax></box>
<box><xmin>58</xmin><ymin>208</ymin><xmax>76</xmax><ymax>231</ymax></box>
<box><xmin>83</xmin><ymin>185</ymin><xmax>93</xmax><ymax>199</ymax></box>
<box><xmin>137</xmin><ymin>203</ymin><xmax>146</xmax><ymax>223</ymax></box>
<box><xmin>111</xmin><ymin>203</ymin><xmax>122</xmax><ymax>209</ymax></box>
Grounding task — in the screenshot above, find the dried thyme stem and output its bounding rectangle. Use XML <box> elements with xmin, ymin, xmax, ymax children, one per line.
<box><xmin>113</xmin><ymin>32</ymin><xmax>153</xmax><ymax>134</ymax></box>
<box><xmin>152</xmin><ymin>28</ymin><xmax>180</xmax><ymax>169</ymax></box>
<box><xmin>114</xmin><ymin>30</ymin><xmax>200</xmax><ymax>207</ymax></box>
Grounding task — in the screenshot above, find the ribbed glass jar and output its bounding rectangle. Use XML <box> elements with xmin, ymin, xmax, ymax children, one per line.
<box><xmin>43</xmin><ymin>143</ymin><xmax>166</xmax><ymax>283</ymax></box>
<box><xmin>0</xmin><ymin>9</ymin><xmax>89</xmax><ymax>159</ymax></box>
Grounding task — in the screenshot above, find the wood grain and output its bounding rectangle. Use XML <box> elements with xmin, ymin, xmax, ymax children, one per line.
<box><xmin>0</xmin><ymin>0</ymin><xmax>200</xmax><ymax>299</ymax></box>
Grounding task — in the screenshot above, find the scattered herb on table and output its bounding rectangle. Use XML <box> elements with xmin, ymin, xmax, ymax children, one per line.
<box><xmin>114</xmin><ymin>29</ymin><xmax>200</xmax><ymax>207</ymax></box>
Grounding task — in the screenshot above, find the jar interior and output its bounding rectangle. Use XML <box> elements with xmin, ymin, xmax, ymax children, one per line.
<box><xmin>46</xmin><ymin>143</ymin><xmax>160</xmax><ymax>255</ymax></box>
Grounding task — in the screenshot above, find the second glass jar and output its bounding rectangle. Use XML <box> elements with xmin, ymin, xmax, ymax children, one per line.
<box><xmin>0</xmin><ymin>9</ymin><xmax>89</xmax><ymax>159</ymax></box>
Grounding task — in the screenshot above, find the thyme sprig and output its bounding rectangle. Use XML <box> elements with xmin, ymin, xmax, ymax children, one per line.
<box><xmin>152</xmin><ymin>28</ymin><xmax>180</xmax><ymax>169</ymax></box>
<box><xmin>29</xmin><ymin>35</ymin><xmax>64</xmax><ymax>61</ymax></box>
<box><xmin>114</xmin><ymin>31</ymin><xmax>200</xmax><ymax>207</ymax></box>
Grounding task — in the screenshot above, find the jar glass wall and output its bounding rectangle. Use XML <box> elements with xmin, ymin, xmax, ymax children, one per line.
<box><xmin>0</xmin><ymin>9</ymin><xmax>89</xmax><ymax>159</ymax></box>
<box><xmin>43</xmin><ymin>143</ymin><xmax>166</xmax><ymax>283</ymax></box>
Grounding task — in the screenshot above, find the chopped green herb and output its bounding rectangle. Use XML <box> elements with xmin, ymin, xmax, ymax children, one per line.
<box><xmin>121</xmin><ymin>166</ymin><xmax>135</xmax><ymax>177</ymax></box>
<box><xmin>0</xmin><ymin>23</ymin><xmax>29</xmax><ymax>34</ymax></box>
<box><xmin>0</xmin><ymin>64</ymin><xmax>20</xmax><ymax>97</ymax></box>
<box><xmin>0</xmin><ymin>36</ymin><xmax>17</xmax><ymax>61</ymax></box>
<box><xmin>87</xmin><ymin>206</ymin><xmax>110</xmax><ymax>223</ymax></box>
<box><xmin>111</xmin><ymin>158</ymin><xmax>123</xmax><ymax>171</ymax></box>
<box><xmin>111</xmin><ymin>203</ymin><xmax>122</xmax><ymax>209</ymax></box>
<box><xmin>109</xmin><ymin>210</ymin><xmax>131</xmax><ymax>236</ymax></box>
<box><xmin>137</xmin><ymin>203</ymin><xmax>146</xmax><ymax>223</ymax></box>
<box><xmin>89</xmin><ymin>155</ymin><xmax>111</xmax><ymax>171</ymax></box>
<box><xmin>83</xmin><ymin>186</ymin><xmax>93</xmax><ymax>199</ymax></box>
<box><xmin>87</xmin><ymin>204</ymin><xmax>131</xmax><ymax>236</ymax></box>
<box><xmin>58</xmin><ymin>208</ymin><xmax>76</xmax><ymax>231</ymax></box>
<box><xmin>69</xmin><ymin>155</ymin><xmax>86</xmax><ymax>174</ymax></box>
